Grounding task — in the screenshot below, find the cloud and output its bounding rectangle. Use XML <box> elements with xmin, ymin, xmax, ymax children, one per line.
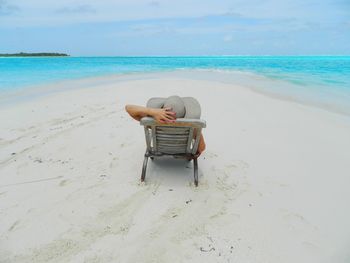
<box><xmin>55</xmin><ymin>4</ymin><xmax>96</xmax><ymax>14</ymax></box>
<box><xmin>335</xmin><ymin>0</ymin><xmax>350</xmax><ymax>7</ymax></box>
<box><xmin>1</xmin><ymin>0</ymin><xmax>349</xmax><ymax>55</ymax></box>
<box><xmin>148</xmin><ymin>1</ymin><xmax>160</xmax><ymax>7</ymax></box>
<box><xmin>222</xmin><ymin>8</ymin><xmax>243</xmax><ymax>18</ymax></box>
<box><xmin>223</xmin><ymin>34</ymin><xmax>233</xmax><ymax>42</ymax></box>
<box><xmin>344</xmin><ymin>21</ymin><xmax>350</xmax><ymax>28</ymax></box>
<box><xmin>130</xmin><ymin>23</ymin><xmax>175</xmax><ymax>36</ymax></box>
<box><xmin>0</xmin><ymin>0</ymin><xmax>20</xmax><ymax>15</ymax></box>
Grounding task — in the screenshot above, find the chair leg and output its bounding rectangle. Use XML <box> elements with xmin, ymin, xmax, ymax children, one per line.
<box><xmin>193</xmin><ymin>158</ymin><xmax>198</xmax><ymax>187</ymax></box>
<box><xmin>141</xmin><ymin>155</ymin><xmax>149</xmax><ymax>182</ymax></box>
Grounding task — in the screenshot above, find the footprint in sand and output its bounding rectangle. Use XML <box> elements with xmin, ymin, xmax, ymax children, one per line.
<box><xmin>205</xmin><ymin>152</ymin><xmax>218</xmax><ymax>158</ymax></box>
<box><xmin>8</xmin><ymin>220</ymin><xmax>20</xmax><ymax>232</ymax></box>
<box><xmin>302</xmin><ymin>241</ymin><xmax>320</xmax><ymax>252</ymax></box>
<box><xmin>59</xmin><ymin>180</ymin><xmax>69</xmax><ymax>187</ymax></box>
<box><xmin>226</xmin><ymin>160</ymin><xmax>249</xmax><ymax>170</ymax></box>
<box><xmin>109</xmin><ymin>156</ymin><xmax>119</xmax><ymax>169</ymax></box>
<box><xmin>282</xmin><ymin>211</ymin><xmax>317</xmax><ymax>232</ymax></box>
<box><xmin>212</xmin><ymin>160</ymin><xmax>251</xmax><ymax>201</ymax></box>
<box><xmin>162</xmin><ymin>207</ymin><xmax>183</xmax><ymax>220</ymax></box>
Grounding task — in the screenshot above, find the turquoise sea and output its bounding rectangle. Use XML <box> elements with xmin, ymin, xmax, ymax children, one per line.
<box><xmin>1</xmin><ymin>56</ymin><xmax>350</xmax><ymax>114</ymax></box>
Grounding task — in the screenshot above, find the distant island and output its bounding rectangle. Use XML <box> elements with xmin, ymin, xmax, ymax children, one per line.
<box><xmin>0</xmin><ymin>52</ymin><xmax>69</xmax><ymax>57</ymax></box>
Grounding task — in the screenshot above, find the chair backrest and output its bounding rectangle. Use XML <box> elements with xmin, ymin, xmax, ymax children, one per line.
<box><xmin>140</xmin><ymin>117</ymin><xmax>206</xmax><ymax>155</ymax></box>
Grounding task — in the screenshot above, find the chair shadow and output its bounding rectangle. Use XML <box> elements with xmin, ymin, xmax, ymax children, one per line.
<box><xmin>145</xmin><ymin>156</ymin><xmax>196</xmax><ymax>186</ymax></box>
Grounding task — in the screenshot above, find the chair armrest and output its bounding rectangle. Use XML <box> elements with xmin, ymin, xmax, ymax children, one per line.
<box><xmin>140</xmin><ymin>117</ymin><xmax>206</xmax><ymax>128</ymax></box>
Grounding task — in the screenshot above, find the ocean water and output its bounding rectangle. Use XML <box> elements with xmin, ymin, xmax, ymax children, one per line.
<box><xmin>1</xmin><ymin>56</ymin><xmax>350</xmax><ymax>115</ymax></box>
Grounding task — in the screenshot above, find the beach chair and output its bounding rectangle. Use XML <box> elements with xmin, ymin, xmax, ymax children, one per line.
<box><xmin>140</xmin><ymin>117</ymin><xmax>206</xmax><ymax>186</ymax></box>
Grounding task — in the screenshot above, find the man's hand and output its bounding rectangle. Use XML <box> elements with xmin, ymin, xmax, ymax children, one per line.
<box><xmin>125</xmin><ymin>105</ymin><xmax>176</xmax><ymax>122</ymax></box>
<box><xmin>149</xmin><ymin>107</ymin><xmax>176</xmax><ymax>123</ymax></box>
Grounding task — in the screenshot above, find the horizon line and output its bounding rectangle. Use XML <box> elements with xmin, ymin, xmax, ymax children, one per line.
<box><xmin>2</xmin><ymin>54</ymin><xmax>350</xmax><ymax>58</ymax></box>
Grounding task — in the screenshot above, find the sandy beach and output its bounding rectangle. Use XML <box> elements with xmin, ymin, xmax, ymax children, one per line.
<box><xmin>1</xmin><ymin>71</ymin><xmax>350</xmax><ymax>263</ymax></box>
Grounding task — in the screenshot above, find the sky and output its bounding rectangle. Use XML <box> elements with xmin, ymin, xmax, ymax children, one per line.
<box><xmin>0</xmin><ymin>0</ymin><xmax>349</xmax><ymax>56</ymax></box>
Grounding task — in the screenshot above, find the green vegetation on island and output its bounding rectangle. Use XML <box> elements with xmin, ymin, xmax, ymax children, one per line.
<box><xmin>0</xmin><ymin>52</ymin><xmax>69</xmax><ymax>57</ymax></box>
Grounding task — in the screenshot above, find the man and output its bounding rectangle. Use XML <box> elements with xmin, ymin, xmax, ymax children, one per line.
<box><xmin>125</xmin><ymin>95</ymin><xmax>206</xmax><ymax>155</ymax></box>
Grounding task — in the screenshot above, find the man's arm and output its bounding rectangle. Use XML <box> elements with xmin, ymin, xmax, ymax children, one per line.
<box><xmin>125</xmin><ymin>105</ymin><xmax>176</xmax><ymax>123</ymax></box>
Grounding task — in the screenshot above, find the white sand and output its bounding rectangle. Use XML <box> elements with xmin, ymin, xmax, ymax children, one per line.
<box><xmin>1</xmin><ymin>71</ymin><xmax>350</xmax><ymax>263</ymax></box>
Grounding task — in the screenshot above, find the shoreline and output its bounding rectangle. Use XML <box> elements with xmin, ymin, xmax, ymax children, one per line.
<box><xmin>1</xmin><ymin>69</ymin><xmax>350</xmax><ymax>119</ymax></box>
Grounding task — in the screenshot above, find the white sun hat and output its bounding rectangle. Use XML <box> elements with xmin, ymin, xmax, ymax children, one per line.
<box><xmin>146</xmin><ymin>95</ymin><xmax>201</xmax><ymax>119</ymax></box>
